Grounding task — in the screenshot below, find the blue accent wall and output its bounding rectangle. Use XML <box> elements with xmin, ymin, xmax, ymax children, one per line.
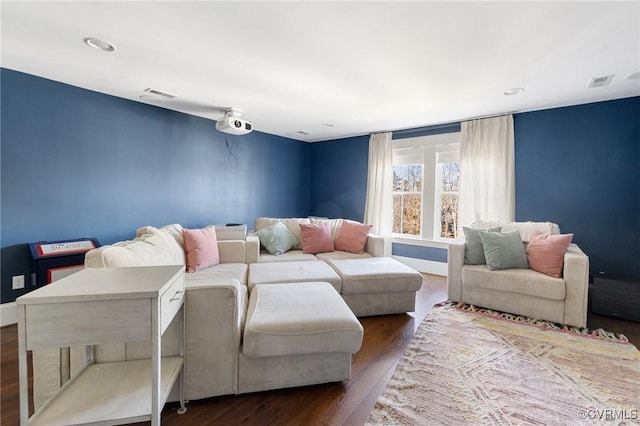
<box><xmin>309</xmin><ymin>136</ymin><xmax>369</xmax><ymax>221</ymax></box>
<box><xmin>514</xmin><ymin>97</ymin><xmax>639</xmax><ymax>279</ymax></box>
<box><xmin>1</xmin><ymin>68</ymin><xmax>310</xmax><ymax>302</ymax></box>
<box><xmin>2</xmin><ymin>67</ymin><xmax>638</xmax><ymax>303</ymax></box>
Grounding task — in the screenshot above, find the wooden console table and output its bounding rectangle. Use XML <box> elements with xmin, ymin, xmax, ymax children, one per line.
<box><xmin>17</xmin><ymin>265</ymin><xmax>187</xmax><ymax>425</ymax></box>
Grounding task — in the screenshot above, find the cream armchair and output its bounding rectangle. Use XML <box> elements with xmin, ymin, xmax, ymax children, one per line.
<box><xmin>447</xmin><ymin>221</ymin><xmax>589</xmax><ymax>328</ymax></box>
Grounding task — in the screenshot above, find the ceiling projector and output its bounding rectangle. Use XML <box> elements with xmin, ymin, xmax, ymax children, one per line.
<box><xmin>216</xmin><ymin>114</ymin><xmax>253</xmax><ymax>136</ymax></box>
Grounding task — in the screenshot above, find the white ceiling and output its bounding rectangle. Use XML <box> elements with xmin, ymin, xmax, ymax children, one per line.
<box><xmin>2</xmin><ymin>1</ymin><xmax>639</xmax><ymax>142</ymax></box>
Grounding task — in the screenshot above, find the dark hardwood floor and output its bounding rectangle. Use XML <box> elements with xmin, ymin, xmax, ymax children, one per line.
<box><xmin>2</xmin><ymin>275</ymin><xmax>638</xmax><ymax>426</ymax></box>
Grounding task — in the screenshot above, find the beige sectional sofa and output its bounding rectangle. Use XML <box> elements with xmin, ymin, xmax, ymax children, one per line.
<box><xmin>246</xmin><ymin>217</ymin><xmax>422</xmax><ymax>316</ymax></box>
<box><xmin>32</xmin><ymin>218</ymin><xmax>422</xmax><ymax>407</ymax></box>
<box><xmin>447</xmin><ymin>221</ymin><xmax>589</xmax><ymax>328</ymax></box>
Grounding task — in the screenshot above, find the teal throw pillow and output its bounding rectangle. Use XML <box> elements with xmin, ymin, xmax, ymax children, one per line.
<box><xmin>256</xmin><ymin>221</ymin><xmax>299</xmax><ymax>256</ymax></box>
<box><xmin>463</xmin><ymin>226</ymin><xmax>501</xmax><ymax>265</ymax></box>
<box><xmin>479</xmin><ymin>230</ymin><xmax>529</xmax><ymax>271</ymax></box>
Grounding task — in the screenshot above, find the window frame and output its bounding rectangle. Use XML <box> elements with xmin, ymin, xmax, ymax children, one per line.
<box><xmin>392</xmin><ymin>131</ymin><xmax>461</xmax><ymax>248</ymax></box>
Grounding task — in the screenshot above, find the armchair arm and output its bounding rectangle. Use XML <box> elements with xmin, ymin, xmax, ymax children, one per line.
<box><xmin>562</xmin><ymin>243</ymin><xmax>589</xmax><ymax>328</ymax></box>
<box><xmin>245</xmin><ymin>234</ymin><xmax>260</xmax><ymax>264</ymax></box>
<box><xmin>364</xmin><ymin>233</ymin><xmax>384</xmax><ymax>257</ymax></box>
<box><xmin>447</xmin><ymin>242</ymin><xmax>465</xmax><ymax>302</ymax></box>
<box><xmin>218</xmin><ymin>240</ymin><xmax>246</xmax><ymax>264</ymax></box>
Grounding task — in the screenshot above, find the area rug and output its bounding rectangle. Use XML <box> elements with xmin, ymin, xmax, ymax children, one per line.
<box><xmin>368</xmin><ymin>303</ymin><xmax>640</xmax><ymax>425</ymax></box>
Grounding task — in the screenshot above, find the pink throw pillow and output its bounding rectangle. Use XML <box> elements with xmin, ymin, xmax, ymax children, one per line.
<box><xmin>182</xmin><ymin>227</ymin><xmax>220</xmax><ymax>273</ymax></box>
<box><xmin>335</xmin><ymin>221</ymin><xmax>372</xmax><ymax>254</ymax></box>
<box><xmin>299</xmin><ymin>222</ymin><xmax>335</xmax><ymax>254</ymax></box>
<box><xmin>525</xmin><ymin>232</ymin><xmax>573</xmax><ymax>278</ymax></box>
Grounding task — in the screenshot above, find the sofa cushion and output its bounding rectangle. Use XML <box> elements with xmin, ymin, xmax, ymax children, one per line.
<box><xmin>315</xmin><ymin>251</ymin><xmax>372</xmax><ymax>261</ymax></box>
<box><xmin>334</xmin><ymin>221</ymin><xmax>372</xmax><ymax>254</ymax></box>
<box><xmin>325</xmin><ymin>257</ymin><xmax>422</xmax><ymax>295</ymax></box>
<box><xmin>183</xmin><ymin>227</ymin><xmax>220</xmax><ymax>273</ymax></box>
<box><xmin>479</xmin><ymin>231</ymin><xmax>529</xmax><ymax>270</ymax></box>
<box><xmin>463</xmin><ymin>226</ymin><xmax>500</xmax><ymax>265</ymax></box>
<box><xmin>248</xmin><ymin>260</ymin><xmax>342</xmax><ymax>291</ymax></box>
<box><xmin>243</xmin><ymin>282</ymin><xmax>363</xmax><ymax>358</ymax></box>
<box><xmin>184</xmin><ymin>262</ymin><xmax>248</xmax><ymax>286</ymax></box>
<box><xmin>300</xmin><ymin>222</ymin><xmax>335</xmax><ymax>254</ymax></box>
<box><xmin>255</xmin><ymin>217</ymin><xmax>309</xmax><ymax>249</ymax></box>
<box><xmin>526</xmin><ymin>232</ymin><xmax>573</xmax><ymax>278</ymax></box>
<box><xmin>462</xmin><ymin>265</ymin><xmax>566</xmax><ymax>300</ymax></box>
<box><xmin>255</xmin><ymin>221</ymin><xmax>298</xmax><ymax>256</ymax></box>
<box><xmin>258</xmin><ymin>250</ymin><xmax>317</xmax><ymax>263</ymax></box>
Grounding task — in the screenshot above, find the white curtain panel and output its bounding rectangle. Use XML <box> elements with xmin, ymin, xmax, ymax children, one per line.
<box><xmin>364</xmin><ymin>132</ymin><xmax>393</xmax><ymax>256</ymax></box>
<box><xmin>458</xmin><ymin>115</ymin><xmax>515</xmax><ymax>228</ymax></box>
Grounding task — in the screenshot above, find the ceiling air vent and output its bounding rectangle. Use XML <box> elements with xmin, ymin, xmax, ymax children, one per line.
<box><xmin>587</xmin><ymin>75</ymin><xmax>614</xmax><ymax>88</ymax></box>
<box><xmin>296</xmin><ymin>130</ymin><xmax>311</xmax><ymax>136</ymax></box>
<box><xmin>143</xmin><ymin>88</ymin><xmax>176</xmax><ymax>99</ymax></box>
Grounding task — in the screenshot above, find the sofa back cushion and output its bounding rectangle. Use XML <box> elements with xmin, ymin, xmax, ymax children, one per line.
<box><xmin>136</xmin><ymin>225</ymin><xmax>186</xmax><ymax>265</ymax></box>
<box><xmin>471</xmin><ymin>221</ymin><xmax>560</xmax><ymax>242</ymax></box>
<box><xmin>85</xmin><ymin>232</ymin><xmax>183</xmax><ymax>268</ymax></box>
<box><xmin>310</xmin><ymin>217</ymin><xmax>344</xmax><ymax>240</ymax></box>
<box><xmin>501</xmin><ymin>222</ymin><xmax>560</xmax><ymax>242</ymax></box>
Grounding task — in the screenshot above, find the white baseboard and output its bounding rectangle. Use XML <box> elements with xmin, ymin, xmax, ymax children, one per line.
<box><xmin>1</xmin><ymin>302</ymin><xmax>17</xmax><ymax>327</ymax></box>
<box><xmin>393</xmin><ymin>255</ymin><xmax>448</xmax><ymax>277</ymax></box>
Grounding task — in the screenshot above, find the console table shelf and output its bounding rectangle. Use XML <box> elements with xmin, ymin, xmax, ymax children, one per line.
<box><xmin>29</xmin><ymin>357</ymin><xmax>182</xmax><ymax>425</ymax></box>
<box><xmin>17</xmin><ymin>265</ymin><xmax>186</xmax><ymax>426</ymax></box>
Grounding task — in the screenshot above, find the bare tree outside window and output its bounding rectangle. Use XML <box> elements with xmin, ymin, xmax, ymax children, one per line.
<box><xmin>439</xmin><ymin>162</ymin><xmax>460</xmax><ymax>238</ymax></box>
<box><xmin>393</xmin><ymin>165</ymin><xmax>422</xmax><ymax>236</ymax></box>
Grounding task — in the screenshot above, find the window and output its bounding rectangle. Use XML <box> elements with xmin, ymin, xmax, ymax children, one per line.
<box><xmin>393</xmin><ymin>164</ymin><xmax>423</xmax><ymax>235</ymax></box>
<box><xmin>392</xmin><ymin>132</ymin><xmax>460</xmax><ymax>242</ymax></box>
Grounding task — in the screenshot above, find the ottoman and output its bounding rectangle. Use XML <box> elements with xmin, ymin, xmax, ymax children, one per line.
<box><xmin>325</xmin><ymin>257</ymin><xmax>423</xmax><ymax>316</ymax></box>
<box><xmin>238</xmin><ymin>282</ymin><xmax>364</xmax><ymax>394</ymax></box>
<box><xmin>248</xmin><ymin>260</ymin><xmax>342</xmax><ymax>292</ymax></box>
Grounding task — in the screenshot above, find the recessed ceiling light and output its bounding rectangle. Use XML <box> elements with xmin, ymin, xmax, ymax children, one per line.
<box><xmin>503</xmin><ymin>88</ymin><xmax>524</xmax><ymax>96</ymax></box>
<box><xmin>627</xmin><ymin>71</ymin><xmax>640</xmax><ymax>80</ymax></box>
<box><xmin>83</xmin><ymin>37</ymin><xmax>116</xmax><ymax>52</ymax></box>
<box><xmin>322</xmin><ymin>123</ymin><xmax>334</xmax><ymax>128</ymax></box>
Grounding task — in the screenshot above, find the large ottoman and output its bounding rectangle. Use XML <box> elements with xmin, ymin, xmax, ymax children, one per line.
<box><xmin>325</xmin><ymin>257</ymin><xmax>423</xmax><ymax>316</ymax></box>
<box><xmin>238</xmin><ymin>282</ymin><xmax>364</xmax><ymax>394</ymax></box>
<box><xmin>248</xmin><ymin>260</ymin><xmax>342</xmax><ymax>291</ymax></box>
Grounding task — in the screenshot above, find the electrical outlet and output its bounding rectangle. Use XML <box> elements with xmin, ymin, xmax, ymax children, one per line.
<box><xmin>12</xmin><ymin>275</ymin><xmax>25</xmax><ymax>290</ymax></box>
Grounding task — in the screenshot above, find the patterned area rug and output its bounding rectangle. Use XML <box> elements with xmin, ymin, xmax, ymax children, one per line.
<box><xmin>368</xmin><ymin>303</ymin><xmax>640</xmax><ymax>425</ymax></box>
